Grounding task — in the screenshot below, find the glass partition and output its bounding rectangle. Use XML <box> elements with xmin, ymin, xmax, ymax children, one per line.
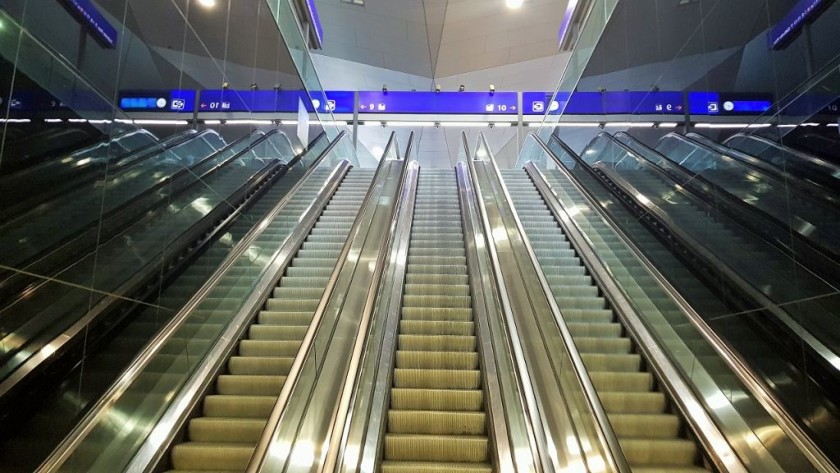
<box><xmin>526</xmin><ymin>133</ymin><xmax>822</xmax><ymax>470</ymax></box>
<box><xmin>51</xmin><ymin>132</ymin><xmax>348</xmax><ymax>472</ymax></box>
<box><xmin>0</xmin><ymin>2</ymin><xmax>332</xmax><ymax>469</ymax></box>
<box><xmin>540</xmin><ymin>132</ymin><xmax>840</xmax><ymax>468</ymax></box>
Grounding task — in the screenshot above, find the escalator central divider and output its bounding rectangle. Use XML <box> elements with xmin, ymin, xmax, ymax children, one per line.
<box><xmin>38</xmin><ymin>131</ymin><xmax>354</xmax><ymax>472</ymax></box>
<box><xmin>467</xmin><ymin>136</ymin><xmax>627</xmax><ymax>473</ymax></box>
<box><xmin>321</xmin><ymin>160</ymin><xmax>419</xmax><ymax>473</ymax></box>
<box><xmin>247</xmin><ymin>151</ymin><xmax>408</xmax><ymax>472</ymax></box>
<box><xmin>522</xmin><ymin>161</ymin><xmax>744</xmax><ymax>473</ymax></box>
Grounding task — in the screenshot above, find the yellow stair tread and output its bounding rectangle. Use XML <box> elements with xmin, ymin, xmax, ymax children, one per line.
<box><xmin>380</xmin><ymin>461</ymin><xmax>493</xmax><ymax>473</ymax></box>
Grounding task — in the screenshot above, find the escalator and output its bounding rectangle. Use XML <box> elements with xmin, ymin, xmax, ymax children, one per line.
<box><xmin>0</xmin><ymin>134</ymin><xmax>320</xmax><ymax>472</ymax></box>
<box><xmin>381</xmin><ymin>169</ymin><xmax>491</xmax><ymax>472</ymax></box>
<box><xmin>545</xmin><ymin>133</ymin><xmax>840</xmax><ymax>467</ymax></box>
<box><xmin>582</xmin><ymin>134</ymin><xmax>840</xmax><ymax>358</ymax></box>
<box><xmin>0</xmin><ymin>129</ymin><xmax>224</xmax><ymax>279</ymax></box>
<box><xmin>0</xmin><ymin>130</ymin><xmax>261</xmax><ymax>306</ymax></box>
<box><xmin>0</xmin><ymin>127</ymin><xmax>160</xmax><ymax>221</ymax></box>
<box><xmin>502</xmin><ymin>169</ymin><xmax>706</xmax><ymax>472</ymax></box>
<box><xmin>167</xmin><ymin>168</ymin><xmax>374</xmax><ymax>471</ymax></box>
<box><xmin>0</xmin><ymin>130</ymin><xmax>296</xmax><ymax>439</ymax></box>
<box><xmin>653</xmin><ymin>133</ymin><xmax>840</xmax><ymax>252</ymax></box>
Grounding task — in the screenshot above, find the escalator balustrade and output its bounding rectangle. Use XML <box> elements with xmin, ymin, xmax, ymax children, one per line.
<box><xmin>502</xmin><ymin>169</ymin><xmax>708</xmax><ymax>473</ymax></box>
<box><xmin>381</xmin><ymin>169</ymin><xmax>492</xmax><ymax>473</ymax></box>
<box><xmin>167</xmin><ymin>168</ymin><xmax>374</xmax><ymax>472</ymax></box>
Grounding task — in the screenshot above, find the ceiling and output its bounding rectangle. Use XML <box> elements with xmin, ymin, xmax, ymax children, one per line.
<box><xmin>312</xmin><ymin>0</ymin><xmax>570</xmax><ymax>86</ymax></box>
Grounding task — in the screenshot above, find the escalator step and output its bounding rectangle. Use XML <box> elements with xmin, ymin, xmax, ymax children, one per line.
<box><xmin>380</xmin><ymin>461</ymin><xmax>492</xmax><ymax>473</ymax></box>
<box><xmin>171</xmin><ymin>442</ymin><xmax>254</xmax><ymax>470</ymax></box>
<box><xmin>228</xmin><ymin>356</ymin><xmax>293</xmax><ymax>375</ymax></box>
<box><xmin>391</xmin><ymin>388</ymin><xmax>484</xmax><ymax>411</ymax></box>
<box><xmin>239</xmin><ymin>340</ymin><xmax>301</xmax><ymax>357</ymax></box>
<box><xmin>203</xmin><ymin>395</ymin><xmax>276</xmax><ymax>418</ymax></box>
<box><xmin>188</xmin><ymin>418</ymin><xmax>266</xmax><ymax>442</ymax></box>
<box><xmin>600</xmin><ymin>392</ymin><xmax>667</xmax><ymax>414</ymax></box>
<box><xmin>383</xmin><ymin>434</ymin><xmax>489</xmax><ymax>463</ymax></box>
<box><xmin>387</xmin><ymin>411</ymin><xmax>486</xmax><ymax>435</ymax></box>
<box><xmin>620</xmin><ymin>438</ymin><xmax>698</xmax><ymax>467</ymax></box>
<box><xmin>398</xmin><ymin>335</ymin><xmax>477</xmax><ymax>351</ymax></box>
<box><xmin>217</xmin><ymin>375</ymin><xmax>286</xmax><ymax>395</ymax></box>
<box><xmin>393</xmin><ymin>369</ymin><xmax>481</xmax><ymax>389</ymax></box>
<box><xmin>395</xmin><ymin>351</ymin><xmax>478</xmax><ymax>369</ymax></box>
<box><xmin>400</xmin><ymin>320</ymin><xmax>475</xmax><ymax>336</ymax></box>
<box><xmin>609</xmin><ymin>413</ymin><xmax>680</xmax><ymax>438</ymax></box>
<box><xmin>401</xmin><ymin>308</ymin><xmax>473</xmax><ymax>321</ymax></box>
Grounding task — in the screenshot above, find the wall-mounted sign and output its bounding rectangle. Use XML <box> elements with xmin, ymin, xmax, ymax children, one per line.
<box><xmin>57</xmin><ymin>0</ymin><xmax>118</xmax><ymax>49</ymax></box>
<box><xmin>119</xmin><ymin>90</ymin><xmax>196</xmax><ymax>113</ymax></box>
<box><xmin>197</xmin><ymin>90</ymin><xmax>351</xmax><ymax>114</ymax></box>
<box><xmin>688</xmin><ymin>92</ymin><xmax>773</xmax><ymax>116</ymax></box>
<box><xmin>768</xmin><ymin>0</ymin><xmax>833</xmax><ymax>50</ymax></box>
<box><xmin>523</xmin><ymin>91</ymin><xmax>684</xmax><ymax>115</ymax></box>
<box><xmin>357</xmin><ymin>91</ymin><xmax>518</xmax><ymax>114</ymax></box>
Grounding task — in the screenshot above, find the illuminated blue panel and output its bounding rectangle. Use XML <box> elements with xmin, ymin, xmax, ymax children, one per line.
<box><xmin>324</xmin><ymin>91</ymin><xmax>355</xmax><ymax>113</ymax></box>
<box><xmin>357</xmin><ymin>91</ymin><xmax>518</xmax><ymax>114</ymax></box>
<box><xmin>57</xmin><ymin>0</ymin><xmax>118</xmax><ymax>49</ymax></box>
<box><xmin>119</xmin><ymin>90</ymin><xmax>195</xmax><ymax>113</ymax></box>
<box><xmin>768</xmin><ymin>0</ymin><xmax>830</xmax><ymax>50</ymax></box>
<box><xmin>689</xmin><ymin>92</ymin><xmax>773</xmax><ymax>115</ymax></box>
<box><xmin>523</xmin><ymin>91</ymin><xmax>684</xmax><ymax>115</ymax></box>
<box><xmin>198</xmin><ymin>90</ymin><xmax>350</xmax><ymax>113</ymax></box>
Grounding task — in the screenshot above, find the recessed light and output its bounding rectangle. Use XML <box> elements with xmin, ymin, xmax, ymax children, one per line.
<box><xmin>506</xmin><ymin>0</ymin><xmax>524</xmax><ymax>9</ymax></box>
<box><xmin>198</xmin><ymin>0</ymin><xmax>216</xmax><ymax>8</ymax></box>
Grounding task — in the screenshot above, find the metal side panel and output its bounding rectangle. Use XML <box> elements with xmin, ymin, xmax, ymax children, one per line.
<box><xmin>249</xmin><ymin>152</ymin><xmax>408</xmax><ymax>473</ymax></box>
<box><xmin>468</xmin><ymin>138</ymin><xmax>624</xmax><ymax>473</ymax></box>
<box><xmin>38</xmin><ymin>132</ymin><xmax>355</xmax><ymax>473</ymax></box>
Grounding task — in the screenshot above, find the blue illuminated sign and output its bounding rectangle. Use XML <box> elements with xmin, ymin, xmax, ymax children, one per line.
<box><xmin>357</xmin><ymin>91</ymin><xmax>518</xmax><ymax>115</ymax></box>
<box><xmin>119</xmin><ymin>90</ymin><xmax>195</xmax><ymax>113</ymax></box>
<box><xmin>523</xmin><ymin>91</ymin><xmax>684</xmax><ymax>115</ymax></box>
<box><xmin>322</xmin><ymin>91</ymin><xmax>355</xmax><ymax>114</ymax></box>
<box><xmin>57</xmin><ymin>0</ymin><xmax>118</xmax><ymax>49</ymax></box>
<box><xmin>768</xmin><ymin>0</ymin><xmax>832</xmax><ymax>50</ymax></box>
<box><xmin>197</xmin><ymin>90</ymin><xmax>350</xmax><ymax>114</ymax></box>
<box><xmin>688</xmin><ymin>92</ymin><xmax>773</xmax><ymax>115</ymax></box>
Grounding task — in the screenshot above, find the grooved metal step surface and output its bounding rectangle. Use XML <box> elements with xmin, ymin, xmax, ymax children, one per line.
<box><xmin>166</xmin><ymin>168</ymin><xmax>374</xmax><ymax>472</ymax></box>
<box><xmin>381</xmin><ymin>169</ymin><xmax>492</xmax><ymax>473</ymax></box>
<box><xmin>501</xmin><ymin>169</ymin><xmax>707</xmax><ymax>473</ymax></box>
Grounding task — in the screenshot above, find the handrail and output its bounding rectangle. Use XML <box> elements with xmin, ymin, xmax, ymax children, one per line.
<box><xmin>247</xmin><ymin>133</ymin><xmax>405</xmax><ymax>473</ymax></box>
<box><xmin>535</xmin><ymin>134</ymin><xmax>838</xmax><ymax>472</ymax></box>
<box><xmin>475</xmin><ymin>132</ymin><xmax>631</xmax><ymax>473</ymax></box>
<box><xmin>610</xmin><ymin>131</ymin><xmax>840</xmax><ymax>280</ymax></box>
<box><xmin>679</xmin><ymin>132</ymin><xmax>840</xmax><ymax>209</ymax></box>
<box><xmin>585</xmin><ymin>157</ymin><xmax>840</xmax><ymax>375</ymax></box>
<box><xmin>343</xmin><ymin>159</ymin><xmax>418</xmax><ymax>473</ymax></box>
<box><xmin>455</xmin><ymin>160</ymin><xmax>524</xmax><ymax>473</ymax></box>
<box><xmin>523</xmin><ymin>160</ymin><xmax>747</xmax><ymax>473</ymax></box>
<box><xmin>534</xmin><ymin>135</ymin><xmax>836</xmax><ymax>473</ymax></box>
<box><xmin>321</xmin><ymin>156</ymin><xmax>417</xmax><ymax>473</ymax></box>
<box><xmin>38</xmin><ymin>131</ymin><xmax>350</xmax><ymax>472</ymax></box>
